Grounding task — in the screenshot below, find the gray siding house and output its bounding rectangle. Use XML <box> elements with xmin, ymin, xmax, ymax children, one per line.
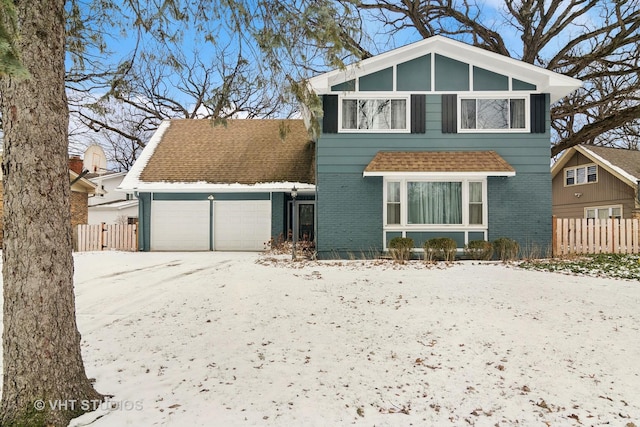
<box><xmin>552</xmin><ymin>145</ymin><xmax>640</xmax><ymax>220</ymax></box>
<box><xmin>307</xmin><ymin>36</ymin><xmax>581</xmax><ymax>258</ymax></box>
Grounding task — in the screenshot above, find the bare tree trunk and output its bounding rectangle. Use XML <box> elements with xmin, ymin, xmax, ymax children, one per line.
<box><xmin>0</xmin><ymin>0</ymin><xmax>102</xmax><ymax>425</ymax></box>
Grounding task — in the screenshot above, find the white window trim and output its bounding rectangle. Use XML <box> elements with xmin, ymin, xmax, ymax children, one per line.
<box><xmin>338</xmin><ymin>93</ymin><xmax>411</xmax><ymax>133</ymax></box>
<box><xmin>382</xmin><ymin>176</ymin><xmax>488</xmax><ymax>229</ymax></box>
<box><xmin>564</xmin><ymin>163</ymin><xmax>598</xmax><ymax>187</ymax></box>
<box><xmin>457</xmin><ymin>93</ymin><xmax>530</xmax><ymax>133</ymax></box>
<box><xmin>584</xmin><ymin>205</ymin><xmax>622</xmax><ymax>219</ymax></box>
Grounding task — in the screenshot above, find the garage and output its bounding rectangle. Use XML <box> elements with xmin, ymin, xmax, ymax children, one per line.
<box><xmin>214</xmin><ymin>201</ymin><xmax>271</xmax><ymax>251</ymax></box>
<box><xmin>151</xmin><ymin>200</ymin><xmax>210</xmax><ymax>251</ymax></box>
<box><xmin>150</xmin><ymin>199</ymin><xmax>271</xmax><ymax>251</ymax></box>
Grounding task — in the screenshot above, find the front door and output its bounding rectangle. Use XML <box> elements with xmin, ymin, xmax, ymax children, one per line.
<box><xmin>298</xmin><ymin>203</ymin><xmax>314</xmax><ymax>241</ymax></box>
<box><xmin>289</xmin><ymin>201</ymin><xmax>315</xmax><ymax>242</ymax></box>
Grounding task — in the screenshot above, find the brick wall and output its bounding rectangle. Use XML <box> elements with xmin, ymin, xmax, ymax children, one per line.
<box><xmin>70</xmin><ymin>191</ymin><xmax>89</xmax><ymax>228</ymax></box>
<box><xmin>316</xmin><ymin>173</ymin><xmax>383</xmax><ymax>258</ymax></box>
<box><xmin>488</xmin><ymin>173</ymin><xmax>552</xmax><ymax>253</ymax></box>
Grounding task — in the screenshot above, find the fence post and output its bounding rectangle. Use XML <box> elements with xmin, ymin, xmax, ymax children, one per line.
<box><xmin>551</xmin><ymin>215</ymin><xmax>557</xmax><ymax>257</ymax></box>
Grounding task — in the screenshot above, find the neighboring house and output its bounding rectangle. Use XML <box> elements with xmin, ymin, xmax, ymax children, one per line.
<box><xmin>551</xmin><ymin>144</ymin><xmax>640</xmax><ymax>220</ymax></box>
<box><xmin>0</xmin><ymin>155</ymin><xmax>100</xmax><ymax>246</ymax></box>
<box><xmin>87</xmin><ymin>171</ymin><xmax>138</xmax><ymax>224</ymax></box>
<box><xmin>307</xmin><ymin>35</ymin><xmax>581</xmax><ymax>257</ymax></box>
<box><xmin>119</xmin><ymin>119</ymin><xmax>315</xmax><ymax>251</ymax></box>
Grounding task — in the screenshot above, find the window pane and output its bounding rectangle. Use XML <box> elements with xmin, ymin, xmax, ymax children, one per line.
<box><xmin>358</xmin><ymin>99</ymin><xmax>391</xmax><ymax>129</ymax></box>
<box><xmin>612</xmin><ymin>207</ymin><xmax>621</xmax><ymax>218</ymax></box>
<box><xmin>391</xmin><ymin>100</ymin><xmax>406</xmax><ymax>129</ymax></box>
<box><xmin>387</xmin><ymin>182</ymin><xmax>400</xmax><ymax>202</ymax></box>
<box><xmin>342</xmin><ymin>100</ymin><xmax>357</xmax><ymax>129</ymax></box>
<box><xmin>510</xmin><ymin>99</ymin><xmax>526</xmax><ymax>129</ymax></box>
<box><xmin>566</xmin><ymin>169</ymin><xmax>575</xmax><ymax>185</ymax></box>
<box><xmin>598</xmin><ymin>209</ymin><xmax>608</xmax><ymax>219</ymax></box>
<box><xmin>387</xmin><ymin>204</ymin><xmax>400</xmax><ymax>224</ymax></box>
<box><xmin>461</xmin><ymin>99</ymin><xmax>476</xmax><ymax>129</ymax></box>
<box><xmin>586</xmin><ymin>209</ymin><xmax>596</xmax><ymax>218</ymax></box>
<box><xmin>469</xmin><ymin>182</ymin><xmax>482</xmax><ymax>203</ymax></box>
<box><xmin>408</xmin><ymin>182</ymin><xmax>462</xmax><ymax>224</ymax></box>
<box><xmin>587</xmin><ymin>165</ymin><xmax>597</xmax><ymax>182</ymax></box>
<box><xmin>477</xmin><ymin>98</ymin><xmax>508</xmax><ymax>129</ymax></box>
<box><xmin>469</xmin><ymin>205</ymin><xmax>483</xmax><ymax>225</ymax></box>
<box><xmin>576</xmin><ymin>167</ymin><xmax>586</xmax><ymax>184</ymax></box>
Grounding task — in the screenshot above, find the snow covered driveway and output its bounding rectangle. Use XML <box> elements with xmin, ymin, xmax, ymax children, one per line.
<box><xmin>4</xmin><ymin>251</ymin><xmax>640</xmax><ymax>426</ymax></box>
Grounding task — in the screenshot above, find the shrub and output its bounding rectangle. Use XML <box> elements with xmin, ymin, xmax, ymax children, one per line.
<box><xmin>492</xmin><ymin>237</ymin><xmax>520</xmax><ymax>261</ymax></box>
<box><xmin>388</xmin><ymin>237</ymin><xmax>414</xmax><ymax>262</ymax></box>
<box><xmin>464</xmin><ymin>240</ymin><xmax>493</xmax><ymax>260</ymax></box>
<box><xmin>423</xmin><ymin>237</ymin><xmax>457</xmax><ymax>262</ymax></box>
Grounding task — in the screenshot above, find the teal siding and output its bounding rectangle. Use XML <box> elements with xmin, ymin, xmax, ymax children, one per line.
<box><xmin>513</xmin><ymin>79</ymin><xmax>536</xmax><ymax>91</ymax></box>
<box><xmin>359</xmin><ymin>67</ymin><xmax>393</xmax><ymax>91</ymax></box>
<box><xmin>153</xmin><ymin>192</ymin><xmax>270</xmax><ymax>201</ymax></box>
<box><xmin>473</xmin><ymin>66</ymin><xmax>508</xmax><ymax>91</ymax></box>
<box><xmin>316</xmin><ymin>94</ymin><xmax>552</xmax><ymax>257</ymax></box>
<box><xmin>435</xmin><ymin>54</ymin><xmax>469</xmax><ymax>91</ymax></box>
<box><xmin>316</xmin><ymin>174</ymin><xmax>383</xmax><ymax>258</ymax></box>
<box><xmin>407</xmin><ymin>232</ymin><xmax>465</xmax><ymax>248</ymax></box>
<box><xmin>271</xmin><ymin>192</ymin><xmax>286</xmax><ymax>239</ymax></box>
<box><xmin>397</xmin><ymin>55</ymin><xmax>431</xmax><ymax>91</ymax></box>
<box><xmin>331</xmin><ymin>79</ymin><xmax>356</xmax><ymax>92</ymax></box>
<box><xmin>488</xmin><ymin>174</ymin><xmax>552</xmax><ymax>252</ymax></box>
<box><xmin>138</xmin><ymin>193</ymin><xmax>152</xmax><ymax>252</ymax></box>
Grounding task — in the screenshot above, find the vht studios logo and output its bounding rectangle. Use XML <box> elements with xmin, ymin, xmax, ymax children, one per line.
<box><xmin>34</xmin><ymin>398</ymin><xmax>143</xmax><ymax>411</ymax></box>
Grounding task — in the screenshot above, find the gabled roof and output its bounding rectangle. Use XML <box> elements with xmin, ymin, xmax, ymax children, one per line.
<box><xmin>120</xmin><ymin>119</ymin><xmax>315</xmax><ymax>193</ymax></box>
<box><xmin>551</xmin><ymin>145</ymin><xmax>640</xmax><ymax>187</ymax></box>
<box><xmin>363</xmin><ymin>151</ymin><xmax>515</xmax><ymax>177</ymax></box>
<box><xmin>70</xmin><ymin>170</ymin><xmax>101</xmax><ymax>194</ymax></box>
<box><xmin>308</xmin><ymin>35</ymin><xmax>582</xmax><ymax>103</ymax></box>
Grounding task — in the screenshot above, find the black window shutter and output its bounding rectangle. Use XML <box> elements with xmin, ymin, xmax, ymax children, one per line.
<box><xmin>441</xmin><ymin>94</ymin><xmax>457</xmax><ymax>133</ymax></box>
<box><xmin>410</xmin><ymin>94</ymin><xmax>426</xmax><ymax>134</ymax></box>
<box><xmin>530</xmin><ymin>94</ymin><xmax>546</xmax><ymax>133</ymax></box>
<box><xmin>322</xmin><ymin>95</ymin><xmax>339</xmax><ymax>134</ymax></box>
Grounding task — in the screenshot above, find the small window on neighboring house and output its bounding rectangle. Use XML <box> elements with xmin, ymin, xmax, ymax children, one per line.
<box><xmin>586</xmin><ymin>206</ymin><xmax>622</xmax><ymax>220</ymax></box>
<box><xmin>342</xmin><ymin>98</ymin><xmax>408</xmax><ymax>131</ymax></box>
<box><xmin>565</xmin><ymin>164</ymin><xmax>597</xmax><ymax>186</ymax></box>
<box><xmin>386</xmin><ymin>182</ymin><xmax>401</xmax><ymax>225</ymax></box>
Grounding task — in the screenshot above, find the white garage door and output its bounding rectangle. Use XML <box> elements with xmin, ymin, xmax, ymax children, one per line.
<box><xmin>214</xmin><ymin>201</ymin><xmax>271</xmax><ymax>251</ymax></box>
<box><xmin>151</xmin><ymin>200</ymin><xmax>210</xmax><ymax>251</ymax></box>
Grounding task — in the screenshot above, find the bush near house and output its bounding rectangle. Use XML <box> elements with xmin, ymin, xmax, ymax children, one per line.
<box><xmin>492</xmin><ymin>237</ymin><xmax>520</xmax><ymax>261</ymax></box>
<box><xmin>388</xmin><ymin>237</ymin><xmax>414</xmax><ymax>262</ymax></box>
<box><xmin>424</xmin><ymin>237</ymin><xmax>457</xmax><ymax>262</ymax></box>
<box><xmin>464</xmin><ymin>240</ymin><xmax>494</xmax><ymax>260</ymax></box>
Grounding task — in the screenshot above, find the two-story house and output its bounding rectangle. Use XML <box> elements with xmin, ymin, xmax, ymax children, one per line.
<box><xmin>121</xmin><ymin>36</ymin><xmax>581</xmax><ymax>255</ymax></box>
<box><xmin>307</xmin><ymin>36</ymin><xmax>581</xmax><ymax>258</ymax></box>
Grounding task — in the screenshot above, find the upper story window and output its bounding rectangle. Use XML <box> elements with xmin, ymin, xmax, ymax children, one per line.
<box><xmin>565</xmin><ymin>164</ymin><xmax>597</xmax><ymax>186</ymax></box>
<box><xmin>341</xmin><ymin>97</ymin><xmax>408</xmax><ymax>132</ymax></box>
<box><xmin>459</xmin><ymin>96</ymin><xmax>527</xmax><ymax>132</ymax></box>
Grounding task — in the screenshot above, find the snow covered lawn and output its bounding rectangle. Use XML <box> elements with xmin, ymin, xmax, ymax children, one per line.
<box><xmin>2</xmin><ymin>251</ymin><xmax>640</xmax><ymax>426</ymax></box>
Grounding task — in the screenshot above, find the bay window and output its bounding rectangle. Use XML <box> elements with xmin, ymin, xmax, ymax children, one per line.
<box><xmin>384</xmin><ymin>178</ymin><xmax>486</xmax><ymax>227</ymax></box>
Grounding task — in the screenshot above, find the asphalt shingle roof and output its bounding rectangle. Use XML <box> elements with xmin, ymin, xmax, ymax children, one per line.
<box><xmin>364</xmin><ymin>151</ymin><xmax>515</xmax><ymax>173</ymax></box>
<box><xmin>581</xmin><ymin>145</ymin><xmax>640</xmax><ymax>181</ymax></box>
<box><xmin>139</xmin><ymin>119</ymin><xmax>315</xmax><ymax>185</ymax></box>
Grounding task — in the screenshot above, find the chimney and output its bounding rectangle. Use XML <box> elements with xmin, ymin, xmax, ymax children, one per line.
<box><xmin>69</xmin><ymin>155</ymin><xmax>83</xmax><ymax>174</ymax></box>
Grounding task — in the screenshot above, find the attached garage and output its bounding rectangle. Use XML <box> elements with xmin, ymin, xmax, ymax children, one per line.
<box><xmin>214</xmin><ymin>201</ymin><xmax>271</xmax><ymax>251</ymax></box>
<box><xmin>119</xmin><ymin>119</ymin><xmax>316</xmax><ymax>252</ymax></box>
<box><xmin>149</xmin><ymin>197</ymin><xmax>272</xmax><ymax>251</ymax></box>
<box><xmin>151</xmin><ymin>200</ymin><xmax>210</xmax><ymax>251</ymax></box>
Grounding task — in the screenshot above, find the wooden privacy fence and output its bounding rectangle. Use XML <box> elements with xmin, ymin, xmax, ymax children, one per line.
<box><xmin>552</xmin><ymin>216</ymin><xmax>640</xmax><ymax>256</ymax></box>
<box><xmin>75</xmin><ymin>223</ymin><xmax>138</xmax><ymax>252</ymax></box>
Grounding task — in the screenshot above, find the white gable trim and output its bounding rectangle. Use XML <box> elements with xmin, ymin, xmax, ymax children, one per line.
<box><xmin>119</xmin><ymin>120</ymin><xmax>171</xmax><ymax>192</ymax></box>
<box><xmin>308</xmin><ymin>36</ymin><xmax>582</xmax><ymax>103</ymax></box>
